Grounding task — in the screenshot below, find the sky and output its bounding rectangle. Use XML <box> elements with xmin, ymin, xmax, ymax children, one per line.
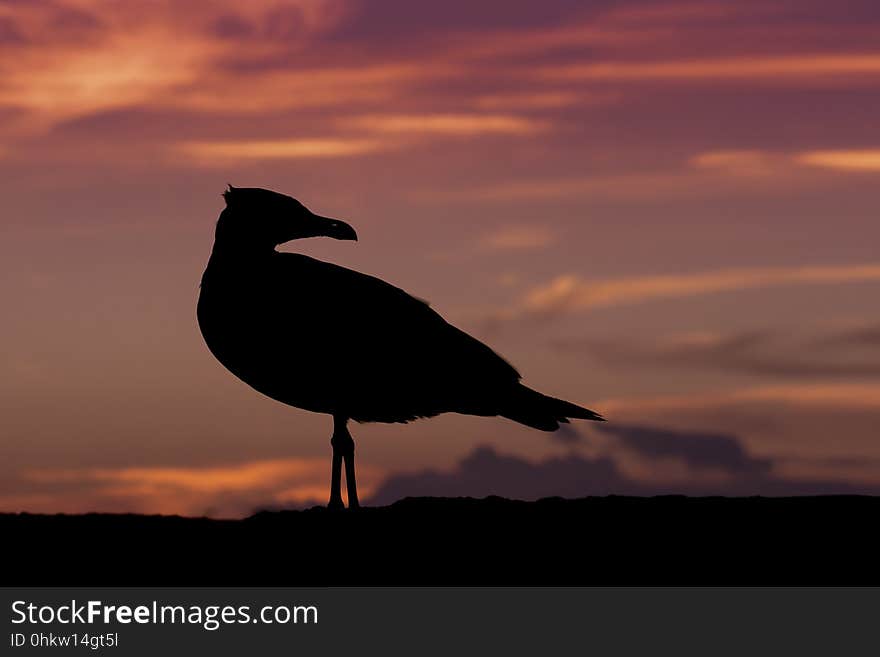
<box><xmin>2</xmin><ymin>0</ymin><xmax>880</xmax><ymax>517</ymax></box>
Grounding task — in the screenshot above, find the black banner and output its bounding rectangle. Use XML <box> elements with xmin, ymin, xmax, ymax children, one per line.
<box><xmin>2</xmin><ymin>588</ymin><xmax>876</xmax><ymax>655</ymax></box>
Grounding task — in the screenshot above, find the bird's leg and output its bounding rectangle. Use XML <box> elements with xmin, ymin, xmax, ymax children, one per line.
<box><xmin>334</xmin><ymin>415</ymin><xmax>360</xmax><ymax>509</ymax></box>
<box><xmin>328</xmin><ymin>420</ymin><xmax>345</xmax><ymax>510</ymax></box>
<box><xmin>343</xmin><ymin>439</ymin><xmax>359</xmax><ymax>510</ymax></box>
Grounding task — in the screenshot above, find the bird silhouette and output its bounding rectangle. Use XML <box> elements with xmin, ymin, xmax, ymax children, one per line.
<box><xmin>197</xmin><ymin>186</ymin><xmax>604</xmax><ymax>509</ymax></box>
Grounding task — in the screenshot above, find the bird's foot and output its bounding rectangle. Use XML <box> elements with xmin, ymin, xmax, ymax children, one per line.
<box><xmin>327</xmin><ymin>498</ymin><xmax>346</xmax><ymax>511</ymax></box>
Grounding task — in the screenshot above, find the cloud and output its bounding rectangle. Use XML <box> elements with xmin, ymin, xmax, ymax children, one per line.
<box><xmin>171</xmin><ymin>64</ymin><xmax>428</xmax><ymax>114</ymax></box>
<box><xmin>346</xmin><ymin>113</ymin><xmax>545</xmax><ymax>136</ymax></box>
<box><xmin>544</xmin><ymin>52</ymin><xmax>880</xmax><ymax>82</ymax></box>
<box><xmin>595</xmin><ymin>423</ymin><xmax>772</xmax><ymax>476</ymax></box>
<box><xmin>0</xmin><ymin>16</ymin><xmax>26</xmax><ymax>45</ymax></box>
<box><xmin>819</xmin><ymin>323</ymin><xmax>880</xmax><ymax>347</ymax></box>
<box><xmin>600</xmin><ymin>1</ymin><xmax>760</xmax><ymax>26</ymax></box>
<box><xmin>5</xmin><ymin>0</ymin><xmax>880</xmax><ymax>178</ymax></box>
<box><xmin>691</xmin><ymin>148</ymin><xmax>880</xmax><ymax>177</ymax></box>
<box><xmin>480</xmin><ymin>225</ymin><xmax>557</xmax><ymax>251</ymax></box>
<box><xmin>598</xmin><ymin>382</ymin><xmax>880</xmax><ymax>414</ymax></box>
<box><xmin>173</xmin><ymin>111</ymin><xmax>546</xmax><ymax>163</ymax></box>
<box><xmin>796</xmin><ymin>149</ymin><xmax>880</xmax><ymax>171</ymax></box>
<box><xmin>690</xmin><ymin>149</ymin><xmax>790</xmax><ymax>176</ymax></box>
<box><xmin>690</xmin><ymin>148</ymin><xmax>880</xmax><ymax>176</ymax></box>
<box><xmin>515</xmin><ymin>264</ymin><xmax>880</xmax><ymax>317</ymax></box>
<box><xmin>0</xmin><ymin>0</ymin><xmax>354</xmax><ymax>125</ymax></box>
<box><xmin>176</xmin><ymin>138</ymin><xmax>385</xmax><ymax>163</ymax></box>
<box><xmin>473</xmin><ymin>91</ymin><xmax>614</xmax><ymax>110</ymax></box>
<box><xmin>414</xmin><ymin>153</ymin><xmax>829</xmax><ymax>203</ymax></box>
<box><xmin>13</xmin><ymin>457</ymin><xmax>383</xmax><ymax>518</ymax></box>
<box><xmin>554</xmin><ymin>323</ymin><xmax>880</xmax><ymax>377</ymax></box>
<box><xmin>410</xmin><ymin>144</ymin><xmax>880</xmax><ymax>204</ymax></box>
<box><xmin>549</xmin><ymin>423</ymin><xmax>583</xmax><ymax>445</ymax></box>
<box><xmin>3</xmin><ymin>0</ymin><xmax>872</xmax><ymax>132</ymax></box>
<box><xmin>417</xmin><ymin>171</ymin><xmax>699</xmax><ymax>202</ymax></box>
<box><xmin>368</xmin><ymin>446</ymin><xmax>632</xmax><ymax>504</ymax></box>
<box><xmin>368</xmin><ymin>437</ymin><xmax>880</xmax><ymax>506</ymax></box>
<box><xmin>7</xmin><ymin>403</ymin><xmax>880</xmax><ymax>516</ymax></box>
<box><xmin>590</xmin><ymin>382</ymin><xmax>880</xmax><ymax>486</ymax></box>
<box><xmin>3</xmin><ymin>0</ymin><xmax>880</xmax><ymax>520</ymax></box>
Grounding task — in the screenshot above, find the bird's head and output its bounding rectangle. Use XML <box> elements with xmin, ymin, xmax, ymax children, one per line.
<box><xmin>216</xmin><ymin>185</ymin><xmax>357</xmax><ymax>249</ymax></box>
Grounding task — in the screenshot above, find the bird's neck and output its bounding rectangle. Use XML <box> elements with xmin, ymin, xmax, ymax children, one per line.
<box><xmin>203</xmin><ymin>241</ymin><xmax>279</xmax><ymax>290</ymax></box>
<box><xmin>209</xmin><ymin>239</ymin><xmax>277</xmax><ymax>261</ymax></box>
<box><xmin>209</xmin><ymin>208</ymin><xmax>278</xmax><ymax>261</ymax></box>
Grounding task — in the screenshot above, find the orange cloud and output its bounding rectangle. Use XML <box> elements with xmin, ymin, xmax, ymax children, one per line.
<box><xmin>0</xmin><ymin>0</ymin><xmax>359</xmax><ymax>125</ymax></box>
<box><xmin>795</xmin><ymin>149</ymin><xmax>880</xmax><ymax>171</ymax></box>
<box><xmin>519</xmin><ymin>264</ymin><xmax>880</xmax><ymax>315</ymax></box>
<box><xmin>481</xmin><ymin>225</ymin><xmax>557</xmax><ymax>251</ymax></box>
<box><xmin>176</xmin><ymin>138</ymin><xmax>385</xmax><ymax>163</ymax></box>
<box><xmin>0</xmin><ymin>27</ymin><xmax>203</xmax><ymax>122</ymax></box>
<box><xmin>695</xmin><ymin>148</ymin><xmax>880</xmax><ymax>175</ymax></box>
<box><xmin>175</xmin><ymin>112</ymin><xmax>545</xmax><ymax>163</ymax></box>
<box><xmin>18</xmin><ymin>457</ymin><xmax>382</xmax><ymax>517</ymax></box>
<box><xmin>347</xmin><ymin>113</ymin><xmax>546</xmax><ymax>136</ymax></box>
<box><xmin>172</xmin><ymin>64</ymin><xmax>430</xmax><ymax>115</ymax></box>
<box><xmin>546</xmin><ymin>53</ymin><xmax>880</xmax><ymax>82</ymax></box>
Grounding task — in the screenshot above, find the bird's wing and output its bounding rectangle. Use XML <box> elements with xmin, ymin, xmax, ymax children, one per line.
<box><xmin>268</xmin><ymin>253</ymin><xmax>520</xmax><ymax>420</ymax></box>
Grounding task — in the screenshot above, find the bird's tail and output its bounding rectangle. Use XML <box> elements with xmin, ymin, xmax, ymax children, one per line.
<box><xmin>500</xmin><ymin>384</ymin><xmax>605</xmax><ymax>432</ymax></box>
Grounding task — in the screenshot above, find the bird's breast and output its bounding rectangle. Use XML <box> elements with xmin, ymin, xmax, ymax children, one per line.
<box><xmin>197</xmin><ymin>267</ymin><xmax>341</xmax><ymax>414</ymax></box>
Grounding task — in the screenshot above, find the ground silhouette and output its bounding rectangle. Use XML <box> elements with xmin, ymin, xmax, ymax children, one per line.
<box><xmin>198</xmin><ymin>186</ymin><xmax>602</xmax><ymax>508</ymax></box>
<box><xmin>4</xmin><ymin>496</ymin><xmax>878</xmax><ymax>585</ymax></box>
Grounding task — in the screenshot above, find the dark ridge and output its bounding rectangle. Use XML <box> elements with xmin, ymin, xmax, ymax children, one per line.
<box><xmin>4</xmin><ymin>496</ymin><xmax>878</xmax><ymax>585</ymax></box>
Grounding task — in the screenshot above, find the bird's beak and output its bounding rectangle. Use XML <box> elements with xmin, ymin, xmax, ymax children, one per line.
<box><xmin>309</xmin><ymin>214</ymin><xmax>358</xmax><ymax>241</ymax></box>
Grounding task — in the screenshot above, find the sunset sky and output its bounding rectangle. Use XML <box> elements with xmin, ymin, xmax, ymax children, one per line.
<box><xmin>3</xmin><ymin>0</ymin><xmax>880</xmax><ymax>516</ymax></box>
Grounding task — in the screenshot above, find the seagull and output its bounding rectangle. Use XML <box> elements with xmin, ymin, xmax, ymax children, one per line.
<box><xmin>197</xmin><ymin>186</ymin><xmax>604</xmax><ymax>509</ymax></box>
